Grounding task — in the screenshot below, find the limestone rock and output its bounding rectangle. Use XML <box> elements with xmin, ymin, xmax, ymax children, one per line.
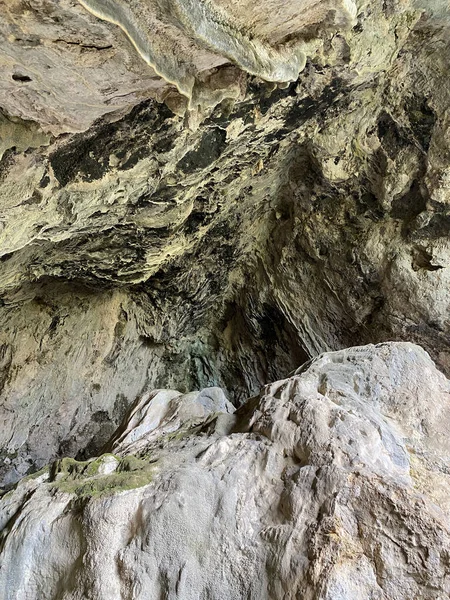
<box><xmin>1</xmin><ymin>0</ymin><xmax>450</xmax><ymax>595</ymax></box>
<box><xmin>0</xmin><ymin>0</ymin><xmax>449</xmax><ymax>496</ymax></box>
<box><xmin>110</xmin><ymin>386</ymin><xmax>235</xmax><ymax>454</ymax></box>
<box><xmin>1</xmin><ymin>342</ymin><xmax>449</xmax><ymax>599</ymax></box>
<box><xmin>77</xmin><ymin>0</ymin><xmax>356</xmax><ymax>109</ymax></box>
<box><xmin>0</xmin><ymin>0</ymin><xmax>169</xmax><ymax>135</ymax></box>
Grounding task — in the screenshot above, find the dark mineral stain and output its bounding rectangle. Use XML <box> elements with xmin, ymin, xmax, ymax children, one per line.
<box><xmin>153</xmin><ymin>134</ymin><xmax>176</xmax><ymax>154</ymax></box>
<box><xmin>284</xmin><ymin>78</ymin><xmax>348</xmax><ymax>130</ymax></box>
<box><xmin>39</xmin><ymin>174</ymin><xmax>50</xmax><ymax>188</ymax></box>
<box><xmin>412</xmin><ymin>246</ymin><xmax>444</xmax><ymax>271</ymax></box>
<box><xmin>0</xmin><ymin>148</ymin><xmax>17</xmax><ymax>183</ymax></box>
<box><xmin>183</xmin><ymin>210</ymin><xmax>211</xmax><ymax>234</ymax></box>
<box><xmin>50</xmin><ymin>122</ymin><xmax>117</xmax><ymax>186</ymax></box>
<box><xmin>377</xmin><ymin>111</ymin><xmax>410</xmax><ymax>159</ymax></box>
<box><xmin>405</xmin><ymin>95</ymin><xmax>436</xmax><ymax>152</ymax></box>
<box><xmin>22</xmin><ymin>190</ymin><xmax>42</xmax><ymax>206</ymax></box>
<box><xmin>178</xmin><ymin>128</ymin><xmax>227</xmax><ymax>173</ymax></box>
<box><xmin>357</xmin><ymin>189</ymin><xmax>385</xmax><ymax>221</ymax></box>
<box><xmin>50</xmin><ymin>99</ymin><xmax>174</xmax><ymax>186</ymax></box>
<box><xmin>412</xmin><ymin>214</ymin><xmax>450</xmax><ymax>241</ymax></box>
<box><xmin>255</xmin><ymin>81</ymin><xmax>298</xmax><ymax>115</ymax></box>
<box><xmin>391</xmin><ymin>180</ymin><xmax>427</xmax><ymax>221</ymax></box>
<box><xmin>91</xmin><ymin>410</ymin><xmax>110</xmax><ymax>423</ymax></box>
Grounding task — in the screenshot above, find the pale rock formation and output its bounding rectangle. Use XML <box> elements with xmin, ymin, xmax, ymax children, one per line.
<box><xmin>77</xmin><ymin>0</ymin><xmax>356</xmax><ymax>109</ymax></box>
<box><xmin>109</xmin><ymin>386</ymin><xmax>235</xmax><ymax>454</ymax></box>
<box><xmin>0</xmin><ymin>0</ymin><xmax>166</xmax><ymax>136</ymax></box>
<box><xmin>0</xmin><ymin>0</ymin><xmax>358</xmax><ymax>137</ymax></box>
<box><xmin>1</xmin><ymin>342</ymin><xmax>449</xmax><ymax>599</ymax></box>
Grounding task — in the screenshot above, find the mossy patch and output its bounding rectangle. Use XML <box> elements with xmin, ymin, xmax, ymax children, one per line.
<box><xmin>49</xmin><ymin>454</ymin><xmax>156</xmax><ymax>499</ymax></box>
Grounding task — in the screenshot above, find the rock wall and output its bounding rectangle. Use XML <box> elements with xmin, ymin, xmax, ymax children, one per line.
<box><xmin>1</xmin><ymin>343</ymin><xmax>449</xmax><ymax>599</ymax></box>
<box><xmin>0</xmin><ymin>1</ymin><xmax>449</xmax><ymax>592</ymax></box>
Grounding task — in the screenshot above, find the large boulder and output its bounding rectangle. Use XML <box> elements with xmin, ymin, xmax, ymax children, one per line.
<box><xmin>1</xmin><ymin>342</ymin><xmax>449</xmax><ymax>599</ymax></box>
<box><xmin>1</xmin><ymin>0</ymin><xmax>450</xmax><ymax>486</ymax></box>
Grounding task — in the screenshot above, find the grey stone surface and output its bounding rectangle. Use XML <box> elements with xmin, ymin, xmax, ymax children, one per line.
<box><xmin>1</xmin><ymin>343</ymin><xmax>449</xmax><ymax>599</ymax></box>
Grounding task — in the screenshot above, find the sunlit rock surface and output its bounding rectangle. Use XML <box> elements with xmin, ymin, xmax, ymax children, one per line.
<box><xmin>1</xmin><ymin>343</ymin><xmax>449</xmax><ymax>599</ymax></box>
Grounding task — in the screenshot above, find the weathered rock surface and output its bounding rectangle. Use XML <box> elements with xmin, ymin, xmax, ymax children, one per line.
<box><xmin>1</xmin><ymin>342</ymin><xmax>449</xmax><ymax>599</ymax></box>
<box><xmin>1</xmin><ymin>0</ymin><xmax>450</xmax><ymax>596</ymax></box>
<box><xmin>0</xmin><ymin>0</ymin><xmax>449</xmax><ymax>490</ymax></box>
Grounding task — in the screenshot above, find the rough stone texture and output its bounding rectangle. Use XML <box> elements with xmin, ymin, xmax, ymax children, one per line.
<box><xmin>2</xmin><ymin>1</ymin><xmax>450</xmax><ymax>595</ymax></box>
<box><xmin>0</xmin><ymin>0</ymin><xmax>449</xmax><ymax>491</ymax></box>
<box><xmin>0</xmin><ymin>0</ymin><xmax>171</xmax><ymax>136</ymax></box>
<box><xmin>77</xmin><ymin>0</ymin><xmax>357</xmax><ymax>110</ymax></box>
<box><xmin>0</xmin><ymin>0</ymin><xmax>358</xmax><ymax>137</ymax></box>
<box><xmin>1</xmin><ymin>343</ymin><xmax>449</xmax><ymax>599</ymax></box>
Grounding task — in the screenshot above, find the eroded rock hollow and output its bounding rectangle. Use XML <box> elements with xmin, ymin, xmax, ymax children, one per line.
<box><xmin>0</xmin><ymin>0</ymin><xmax>449</xmax><ymax>597</ymax></box>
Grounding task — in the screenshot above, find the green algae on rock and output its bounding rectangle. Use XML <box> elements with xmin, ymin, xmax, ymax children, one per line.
<box><xmin>49</xmin><ymin>454</ymin><xmax>157</xmax><ymax>498</ymax></box>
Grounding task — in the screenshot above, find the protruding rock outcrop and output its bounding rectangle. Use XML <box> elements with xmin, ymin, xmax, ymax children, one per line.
<box><xmin>77</xmin><ymin>0</ymin><xmax>357</xmax><ymax>111</ymax></box>
<box><xmin>1</xmin><ymin>343</ymin><xmax>449</xmax><ymax>599</ymax></box>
